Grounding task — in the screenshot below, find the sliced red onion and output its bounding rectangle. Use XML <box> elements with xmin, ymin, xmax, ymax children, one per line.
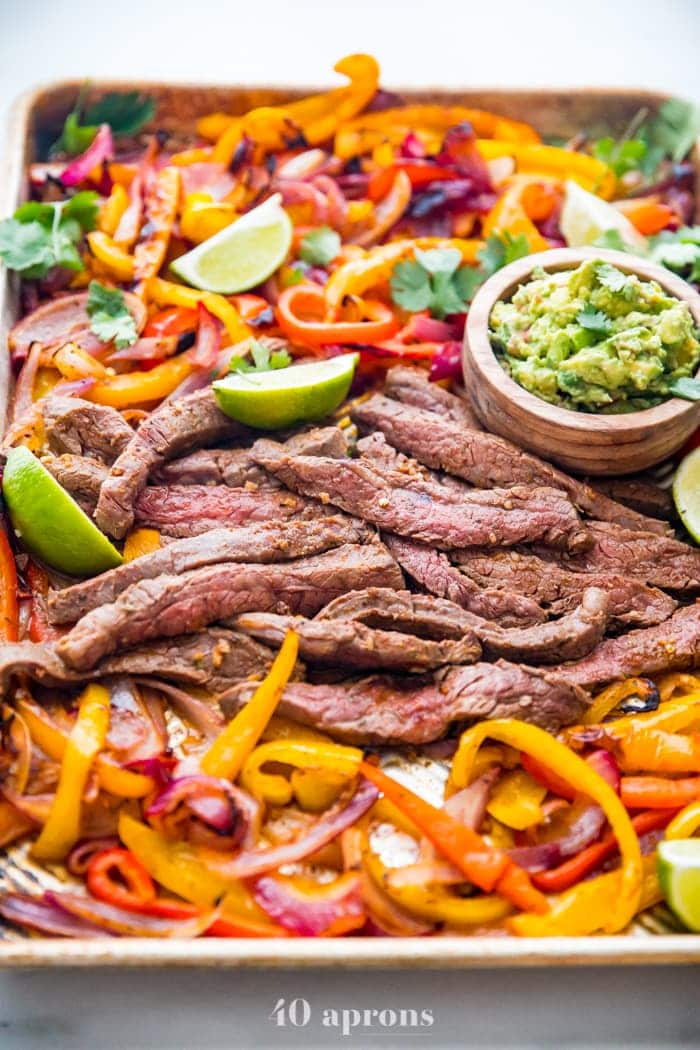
<box><xmin>400</xmin><ymin>132</ymin><xmax>427</xmax><ymax>159</ymax></box>
<box><xmin>186</xmin><ymin>303</ymin><xmax>222</xmax><ymax>370</ymax></box>
<box><xmin>124</xmin><ymin>754</ymin><xmax>177</xmax><ymax>791</ymax></box>
<box><xmin>277</xmin><ymin>149</ymin><xmax>329</xmax><ymax>180</ymax></box>
<box><xmin>205</xmin><ymin>778</ymin><xmax>379</xmax><ymax>880</ymax></box>
<box><xmin>133</xmin><ymin>678</ymin><xmax>224</xmax><ymax>740</ymax></box>
<box><xmin>61</xmin><ymin>124</ymin><xmax>114</xmax><ymax>187</ymax></box>
<box><xmin>145</xmin><ymin>774</ymin><xmax>260</xmax><ymax>849</ymax></box>
<box><xmin>385</xmin><ymin>862</ymin><xmax>464</xmax><ymax>889</ymax></box>
<box><xmin>408</xmin><ymin>315</ymin><xmax>458</xmax><ymax>343</ymax></box>
<box><xmin>253</xmin><ymin>874</ymin><xmax>364</xmax><ymax>937</ymax></box>
<box><xmin>50</xmin><ymin>376</ymin><xmax>97</xmax><ymax>398</ymax></box>
<box><xmin>586</xmin><ymin>749</ymin><xmax>621</xmax><ymax>793</ymax></box>
<box><xmin>11</xmin><ymin>343</ymin><xmax>42</xmax><ymax>423</ymax></box>
<box><xmin>275</xmin><ymin>180</ymin><xmax>328</xmax><ymax>223</ymax></box>
<box><xmin>429</xmin><ymin>341</ymin><xmax>464</xmax><ymax>382</ymax></box>
<box><xmin>45</xmin><ymin>891</ymin><xmax>213</xmax><ymax>938</ymax></box>
<box><xmin>443</xmin><ymin>768</ymin><xmax>500</xmax><ymax>831</ymax></box>
<box><xmin>66</xmin><ymin>836</ymin><xmax>121</xmax><ymax>877</ymax></box>
<box><xmin>163</xmin><ymin>369</ymin><xmax>212</xmax><ymax>402</ymax></box>
<box><xmin>312</xmin><ymin>175</ymin><xmax>348</xmax><ymax>230</ymax></box>
<box><xmin>436</xmin><ymin>123</ymin><xmax>493</xmax><ymax>192</ymax></box>
<box><xmin>551</xmin><ymin>801</ymin><xmax>607</xmax><ymax>859</ymax></box>
<box><xmin>507</xmin><ymin>843</ymin><xmax>562</xmax><ymax>873</ymax></box>
<box><xmin>106</xmin><ymin>336</ymin><xmax>179</xmax><ymax>363</ymax></box>
<box><xmin>179</xmin><ymin>162</ymin><xmax>235</xmax><ymax>201</ymax></box>
<box><xmin>0</xmin><ymin>893</ymin><xmax>113</xmax><ymax>938</ymax></box>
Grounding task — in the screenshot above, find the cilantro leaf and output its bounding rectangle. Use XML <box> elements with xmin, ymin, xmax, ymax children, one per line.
<box><xmin>645</xmin><ymin>98</ymin><xmax>700</xmax><ymax>164</ymax></box>
<box><xmin>577</xmin><ymin>304</ymin><xmax>613</xmax><ymax>336</ymax></box>
<box><xmin>86</xmin><ymin>281</ymin><xmax>138</xmax><ymax>349</ymax></box>
<box><xmin>668</xmin><ymin>377</ymin><xmax>700</xmax><ymax>402</ymax></box>
<box><xmin>414</xmin><ymin>247</ymin><xmax>461</xmax><ymax>276</ymax></box>
<box><xmin>453</xmin><ymin>265</ymin><xmax>484</xmax><ymax>304</ymax></box>
<box><xmin>592</xmin><ymin>135</ymin><xmax>648</xmax><ymax>178</ymax></box>
<box><xmin>595</xmin><ymin>263</ymin><xmax>635</xmax><ymax>298</ymax></box>
<box><xmin>0</xmin><ymin>220</ymin><xmax>55</xmax><ymax>278</ymax></box>
<box><xmin>390</xmin><ymin>260</ymin><xmax>433</xmax><ymax>312</ymax></box>
<box><xmin>299</xmin><ymin>226</ymin><xmax>341</xmax><ymax>267</ymax></box>
<box><xmin>229</xmin><ymin>339</ymin><xmax>291</xmax><ymax>374</ymax></box>
<box><xmin>593</xmin><ymin>229</ymin><xmax>630</xmax><ymax>252</ymax></box>
<box><xmin>51</xmin><ymin>88</ymin><xmax>155</xmax><ymax>157</ymax></box>
<box><xmin>478</xmin><ymin>232</ymin><xmax>530</xmax><ymax>279</ymax></box>
<box><xmin>0</xmin><ymin>192</ymin><xmax>98</xmax><ymax>278</ymax></box>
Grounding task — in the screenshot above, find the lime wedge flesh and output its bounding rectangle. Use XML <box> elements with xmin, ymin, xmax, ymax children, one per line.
<box><xmin>213</xmin><ymin>354</ymin><xmax>359</xmax><ymax>430</ymax></box>
<box><xmin>560</xmin><ymin>180</ymin><xmax>647</xmax><ymax>250</ymax></box>
<box><xmin>658</xmin><ymin>838</ymin><xmax>700</xmax><ymax>931</ymax></box>
<box><xmin>170</xmin><ymin>194</ymin><xmax>292</xmax><ymax>294</ymax></box>
<box><xmin>673</xmin><ymin>446</ymin><xmax>700</xmax><ymax>543</ymax></box>
<box><xmin>3</xmin><ymin>446</ymin><xmax>123</xmax><ymax>576</ymax></box>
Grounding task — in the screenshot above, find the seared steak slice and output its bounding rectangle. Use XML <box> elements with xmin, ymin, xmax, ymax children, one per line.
<box><xmin>42</xmin><ymin>397</ymin><xmax>133</xmax><ymax>462</ymax></box>
<box><xmin>41</xmin><ymin>453</ymin><xmax>107</xmax><ymax>514</ymax></box>
<box><xmin>134</xmin><ymin>484</ymin><xmax>330</xmax><ymax>537</ymax></box>
<box><xmin>95</xmin><ymin>388</ymin><xmax>249</xmax><ymax>539</ymax></box>
<box><xmin>454</xmin><ymin>547</ymin><xmax>677</xmax><ymax>629</ymax></box>
<box><xmin>384</xmin><ymin>365</ymin><xmax>481</xmax><ymax>427</ymax></box>
<box><xmin>352</xmin><ymin>395</ymin><xmax>670</xmax><ymax>536</ymax></box>
<box><xmin>384</xmin><ymin>535</ymin><xmax>545</xmax><ymax>627</ymax></box>
<box><xmin>57</xmin><ymin>542</ymin><xmax>404</xmax><ymax>670</ymax></box>
<box><xmin>235</xmin><ymin>611</ymin><xmax>481</xmax><ymax>670</ymax></box>
<box><xmin>553</xmin><ymin>604</ymin><xmax>700</xmax><ymax>688</ymax></box>
<box><xmin>253</xmin><ymin>438</ymin><xmax>589</xmax><ymax>552</ymax></box>
<box><xmin>0</xmin><ymin>630</ymin><xmax>272</xmax><ymax>695</ymax></box>
<box><xmin>155</xmin><ymin>448</ymin><xmax>270</xmax><ymax>488</ymax></box>
<box><xmin>315</xmin><ymin>585</ymin><xmax>608</xmax><ymax>664</ymax></box>
<box><xmin>589</xmin><ymin>477</ymin><xmax>674</xmax><ymax>522</ymax></box>
<box><xmin>221</xmin><ymin>660</ymin><xmax>589</xmax><ymax>743</ymax></box>
<box><xmin>543</xmin><ymin>521</ymin><xmax>700</xmax><ymax>593</ymax></box>
<box><xmin>49</xmin><ymin>517</ymin><xmax>371</xmax><ymax>624</ymax></box>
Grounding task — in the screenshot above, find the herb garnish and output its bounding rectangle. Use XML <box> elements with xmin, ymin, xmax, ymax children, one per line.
<box><xmin>51</xmin><ymin>88</ymin><xmax>156</xmax><ymax>157</ymax></box>
<box><xmin>576</xmin><ymin>304</ymin><xmax>613</xmax><ymax>336</ymax></box>
<box><xmin>87</xmin><ymin>281</ymin><xmax>138</xmax><ymax>349</ymax></box>
<box><xmin>0</xmin><ymin>192</ymin><xmax>98</xmax><ymax>278</ymax></box>
<box><xmin>229</xmin><ymin>339</ymin><xmax>292</xmax><ymax>374</ymax></box>
<box><xmin>299</xmin><ymin>226</ymin><xmax>341</xmax><ymax>267</ymax></box>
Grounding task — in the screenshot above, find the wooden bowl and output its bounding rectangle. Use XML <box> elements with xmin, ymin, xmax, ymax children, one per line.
<box><xmin>462</xmin><ymin>247</ymin><xmax>700</xmax><ymax>476</ymax></box>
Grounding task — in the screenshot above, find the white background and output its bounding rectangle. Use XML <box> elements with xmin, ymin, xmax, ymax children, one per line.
<box><xmin>0</xmin><ymin>0</ymin><xmax>699</xmax><ymax>1046</ymax></box>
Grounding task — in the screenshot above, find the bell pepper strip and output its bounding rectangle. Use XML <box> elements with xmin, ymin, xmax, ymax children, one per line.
<box><xmin>481</xmin><ymin>181</ymin><xmax>549</xmax><ymax>253</ymax></box>
<box><xmin>277</xmin><ymin>282</ymin><xmax>399</xmax><ymax>347</ymax></box>
<box><xmin>359</xmin><ymin>760</ymin><xmax>546</xmax><ymax>913</ymax></box>
<box><xmin>123</xmin><ymin>528</ymin><xmax>161</xmax><ymax>562</ymax></box>
<box><xmin>145</xmin><ymin>277</ymin><xmax>251</xmax><ymax>344</ymax></box>
<box><xmin>17</xmin><ymin>697</ymin><xmax>153</xmax><ymax>799</ymax></box>
<box><xmin>614</xmin><ymin>730</ymin><xmax>700</xmax><ymax>775</ymax></box>
<box><xmin>133</xmin><ymin>166</ymin><xmax>181</xmax><ymax>281</ymax></box>
<box><xmin>352</xmin><ymin>169</ymin><xmax>412</xmax><ymax>248</ymax></box>
<box><xmin>180</xmin><ymin>192</ymin><xmax>237</xmax><ymax>245</ymax></box>
<box><xmin>144</xmin><ymin>305</ymin><xmax>199</xmax><ymax>339</ymax></box>
<box><xmin>475</xmin><ymin>140</ymin><xmax>616</xmax><ymax>198</ymax></box>
<box><xmin>486</xmin><ymin>770</ymin><xmax>547</xmax><ymax>831</ymax></box>
<box><xmin>240</xmin><ymin>739</ymin><xmax>363</xmax><ymax>807</ymax></box>
<box><xmin>200</xmin><ymin>630</ymin><xmax>299</xmax><ymax>781</ymax></box>
<box><xmin>87</xmin><ymin>231</ymin><xmax>135</xmax><ymax>281</ymax></box>
<box><xmin>657</xmin><ymin>673</ymin><xmax>700</xmax><ymax>702</ymax></box>
<box><xmin>665</xmin><ymin>800</ymin><xmax>700</xmax><ymax>839</ymax></box>
<box><xmin>98</xmin><ymin>184</ymin><xmax>130</xmax><ymax>237</ymax></box>
<box><xmin>520</xmin><ymin>753</ymin><xmax>576</xmax><ymax>801</ymax></box>
<box><xmin>0</xmin><ymin>525</ymin><xmax>19</xmax><ymax>643</ymax></box>
<box><xmin>581</xmin><ymin>677</ymin><xmax>659</xmax><ymax>725</ymax></box>
<box><xmin>51</xmin><ymin>342</ymin><xmax>108</xmax><ymax>381</ymax></box>
<box><xmin>450</xmin><ymin>719</ymin><xmax>642</xmax><ymax>933</ymax></box>
<box><xmin>169</xmin><ymin>146</ymin><xmax>214</xmax><ymax>166</ymax></box>
<box><xmin>87</xmin><ymin>355</ymin><xmax>193</xmax><ymax>409</ymax></box>
<box><xmin>620</xmin><ymin>776</ymin><xmax>700</xmax><ymax>810</ymax></box>
<box><xmin>26</xmin><ymin>561</ymin><xmax>64</xmax><ymax>643</ymax></box>
<box><xmin>509</xmin><ymin>855</ymin><xmax>661</xmax><ymax>938</ymax></box>
<box><xmin>532</xmin><ymin>809</ymin><xmax>677</xmax><ymax>893</ymax></box>
<box><xmin>368</xmin><ymin>161</ymin><xmax>463</xmax><ymax>203</ymax></box>
<box><xmin>87</xmin><ymin>847</ymin><xmax>156</xmax><ymax>910</ymax></box>
<box><xmin>32</xmin><ymin>684</ymin><xmax>110</xmax><ymax>861</ymax></box>
<box><xmin>614</xmin><ymin>198</ymin><xmax>675</xmax><ymax>235</ymax></box>
<box><xmin>206</xmin><ymin>911</ymin><xmax>291</xmax><ymax>938</ymax></box>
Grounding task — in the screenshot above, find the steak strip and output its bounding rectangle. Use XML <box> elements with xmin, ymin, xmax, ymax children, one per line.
<box><xmin>553</xmin><ymin>604</ymin><xmax>700</xmax><ymax>688</ymax></box>
<box><xmin>49</xmin><ymin>517</ymin><xmax>371</xmax><ymax>625</ymax></box>
<box><xmin>589</xmin><ymin>476</ymin><xmax>674</xmax><ymax>522</ymax></box>
<box><xmin>57</xmin><ymin>542</ymin><xmax>404</xmax><ymax>670</ymax></box>
<box><xmin>384</xmin><ymin>365</ymin><xmax>481</xmax><ymax>427</ymax></box>
<box><xmin>41</xmin><ymin>453</ymin><xmax>107</xmax><ymax>514</ymax></box>
<box><xmin>154</xmin><ymin>447</ymin><xmax>270</xmax><ymax>488</ymax></box>
<box><xmin>220</xmin><ymin>660</ymin><xmax>589</xmax><ymax>743</ymax></box>
<box><xmin>253</xmin><ymin>438</ymin><xmax>590</xmax><ymax>552</ymax></box>
<box><xmin>351</xmin><ymin>394</ymin><xmax>670</xmax><ymax>536</ymax></box>
<box><xmin>41</xmin><ymin>396</ymin><xmax>133</xmax><ymax>462</ymax></box>
<box><xmin>454</xmin><ymin>547</ymin><xmax>677</xmax><ymax>629</ymax></box>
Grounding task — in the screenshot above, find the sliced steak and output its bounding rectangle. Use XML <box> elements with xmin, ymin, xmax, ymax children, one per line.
<box><xmin>220</xmin><ymin>660</ymin><xmax>589</xmax><ymax>743</ymax></box>
<box><xmin>57</xmin><ymin>542</ymin><xmax>404</xmax><ymax>670</ymax></box>
<box><xmin>154</xmin><ymin>448</ymin><xmax>270</xmax><ymax>488</ymax></box>
<box><xmin>383</xmin><ymin>535</ymin><xmax>545</xmax><ymax>627</ymax></box>
<box><xmin>553</xmin><ymin>604</ymin><xmax>700</xmax><ymax>688</ymax></box>
<box><xmin>352</xmin><ymin>394</ymin><xmax>670</xmax><ymax>536</ymax></box>
<box><xmin>384</xmin><ymin>365</ymin><xmax>481</xmax><ymax>427</ymax></box>
<box><xmin>41</xmin><ymin>453</ymin><xmax>107</xmax><ymax>514</ymax></box>
<box><xmin>253</xmin><ymin>438</ymin><xmax>589</xmax><ymax>552</ymax></box>
<box><xmin>95</xmin><ymin>388</ymin><xmax>249</xmax><ymax>539</ymax></box>
<box><xmin>315</xmin><ymin>585</ymin><xmax>608</xmax><ymax>664</ymax></box>
<box><xmin>0</xmin><ymin>629</ymin><xmax>272</xmax><ymax>695</ymax></box>
<box><xmin>49</xmin><ymin>517</ymin><xmax>371</xmax><ymax>624</ymax></box>
<box><xmin>589</xmin><ymin>477</ymin><xmax>674</xmax><ymax>522</ymax></box>
<box><xmin>454</xmin><ymin>547</ymin><xmax>677</xmax><ymax>629</ymax></box>
<box><xmin>235</xmin><ymin>611</ymin><xmax>482</xmax><ymax>670</ymax></box>
<box><xmin>41</xmin><ymin>397</ymin><xmax>133</xmax><ymax>462</ymax></box>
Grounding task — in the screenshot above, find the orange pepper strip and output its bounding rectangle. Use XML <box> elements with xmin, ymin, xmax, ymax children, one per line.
<box><xmin>133</xmin><ymin>166</ymin><xmax>181</xmax><ymax>281</ymax></box>
<box><xmin>87</xmin><ymin>355</ymin><xmax>192</xmax><ymax>409</ymax></box>
<box><xmin>352</xmin><ymin>169</ymin><xmax>412</xmax><ymax>248</ymax></box>
<box><xmin>476</xmin><ymin>140</ymin><xmax>615</xmax><ymax>199</ymax></box>
<box><xmin>277</xmin><ymin>283</ymin><xmax>399</xmax><ymax>348</ymax></box>
<box><xmin>0</xmin><ymin>524</ymin><xmax>19</xmax><ymax>642</ymax></box>
<box><xmin>615</xmin><ymin>199</ymin><xmax>675</xmax><ymax>235</ymax></box>
<box><xmin>358</xmin><ymin>760</ymin><xmax>547</xmax><ymax>913</ymax></box>
<box><xmin>620</xmin><ymin>775</ymin><xmax>700</xmax><ymax>809</ymax></box>
<box><xmin>482</xmin><ymin>180</ymin><xmax>549</xmax><ymax>253</ymax></box>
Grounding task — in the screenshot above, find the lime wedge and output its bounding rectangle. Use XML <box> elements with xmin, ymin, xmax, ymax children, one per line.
<box><xmin>658</xmin><ymin>838</ymin><xmax>700</xmax><ymax>931</ymax></box>
<box><xmin>213</xmin><ymin>354</ymin><xmax>358</xmax><ymax>430</ymax></box>
<box><xmin>3</xmin><ymin>446</ymin><xmax>123</xmax><ymax>576</ymax></box>
<box><xmin>560</xmin><ymin>180</ymin><xmax>648</xmax><ymax>251</ymax></box>
<box><xmin>673</xmin><ymin>446</ymin><xmax>700</xmax><ymax>543</ymax></box>
<box><xmin>171</xmin><ymin>194</ymin><xmax>292</xmax><ymax>294</ymax></box>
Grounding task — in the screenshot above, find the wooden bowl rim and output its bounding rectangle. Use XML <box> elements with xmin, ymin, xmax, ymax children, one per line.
<box><xmin>463</xmin><ymin>247</ymin><xmax>700</xmax><ymax>435</ymax></box>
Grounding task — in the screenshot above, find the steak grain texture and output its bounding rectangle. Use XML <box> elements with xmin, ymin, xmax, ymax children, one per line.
<box><xmin>589</xmin><ymin>476</ymin><xmax>674</xmax><ymax>522</ymax></box>
<box><xmin>42</xmin><ymin>397</ymin><xmax>133</xmax><ymax>462</ymax></box>
<box><xmin>384</xmin><ymin>365</ymin><xmax>481</xmax><ymax>427</ymax></box>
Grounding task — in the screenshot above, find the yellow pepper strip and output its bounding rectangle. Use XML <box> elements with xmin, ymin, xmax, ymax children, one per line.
<box><xmin>17</xmin><ymin>697</ymin><xmax>153</xmax><ymax>799</ymax></box>
<box><xmin>565</xmin><ymin>694</ymin><xmax>700</xmax><ymax>749</ymax></box>
<box><xmin>486</xmin><ymin>769</ymin><xmax>546</xmax><ymax>831</ymax></box>
<box><xmin>240</xmin><ymin>739</ymin><xmax>362</xmax><ymax>806</ymax></box>
<box><xmin>33</xmin><ymin>367</ymin><xmax>61</xmax><ymax>401</ymax></box>
<box><xmin>51</xmin><ymin>342</ymin><xmax>108</xmax><ymax>381</ymax></box>
<box><xmin>88</xmin><ymin>231</ymin><xmax>135</xmax><ymax>281</ymax></box>
<box><xmin>98</xmin><ymin>184</ymin><xmax>130</xmax><ymax>237</ymax></box>
<box><xmin>657</xmin><ymin>672</ymin><xmax>700</xmax><ymax>702</ymax></box>
<box><xmin>262</xmin><ymin>715</ymin><xmax>333</xmax><ymax>744</ymax></box>
<box><xmin>169</xmin><ymin>146</ymin><xmax>214</xmax><ymax>166</ymax></box>
<box><xmin>197</xmin><ymin>112</ymin><xmax>237</xmax><ymax>142</ymax></box>
<box><xmin>201</xmin><ymin>630</ymin><xmax>298</xmax><ymax>781</ymax></box>
<box><xmin>291</xmin><ymin>769</ymin><xmax>349</xmax><ymax>812</ymax></box>
<box><xmin>482</xmin><ymin>182</ymin><xmax>550</xmax><ymax>253</ymax></box>
<box><xmin>32</xmin><ymin>684</ymin><xmax>110</xmax><ymax>861</ymax></box>
<box><xmin>180</xmin><ymin>192</ymin><xmax>238</xmax><ymax>244</ymax></box>
<box><xmin>666</xmin><ymin>800</ymin><xmax>700</xmax><ymax>839</ymax></box>
<box><xmin>476</xmin><ymin>140</ymin><xmax>615</xmax><ymax>199</ymax></box>
<box><xmin>581</xmin><ymin>677</ymin><xmax>657</xmax><ymax>725</ymax></box>
<box><xmin>616</xmin><ymin>729</ymin><xmax>700</xmax><ymax>775</ymax></box>
<box><xmin>88</xmin><ymin>355</ymin><xmax>192</xmax><ymax>409</ymax></box>
<box><xmin>123</xmin><ymin>528</ymin><xmax>161</xmax><ymax>562</ymax></box>
<box><xmin>324</xmin><ymin>237</ymin><xmax>483</xmax><ymax>319</ymax></box>
<box><xmin>146</xmin><ymin>276</ymin><xmax>251</xmax><ymax>344</ymax></box>
<box><xmin>133</xmin><ymin>166</ymin><xmax>181</xmax><ymax>282</ymax></box>
<box><xmin>509</xmin><ymin>856</ymin><xmax>660</xmax><ymax>937</ymax></box>
<box><xmin>450</xmin><ymin>719</ymin><xmax>642</xmax><ymax>933</ymax></box>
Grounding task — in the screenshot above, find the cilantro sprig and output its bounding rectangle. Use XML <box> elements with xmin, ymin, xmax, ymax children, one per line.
<box><xmin>591</xmin><ymin>98</ymin><xmax>700</xmax><ymax>183</ymax></box>
<box><xmin>299</xmin><ymin>226</ymin><xmax>341</xmax><ymax>267</ymax></box>
<box><xmin>576</xmin><ymin>304</ymin><xmax>613</xmax><ymax>336</ymax></box>
<box><xmin>51</xmin><ymin>87</ymin><xmax>156</xmax><ymax>157</ymax></box>
<box><xmin>86</xmin><ymin>281</ymin><xmax>138</xmax><ymax>349</ymax></box>
<box><xmin>229</xmin><ymin>339</ymin><xmax>292</xmax><ymax>375</ymax></box>
<box><xmin>0</xmin><ymin>192</ymin><xmax>98</xmax><ymax>279</ymax></box>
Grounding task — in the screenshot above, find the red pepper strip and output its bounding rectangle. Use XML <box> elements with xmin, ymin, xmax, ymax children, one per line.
<box><xmin>276</xmin><ymin>282</ymin><xmax>399</xmax><ymax>348</ymax></box>
<box><xmin>187</xmin><ymin>302</ymin><xmax>223</xmax><ymax>370</ymax></box>
<box><xmin>358</xmin><ymin>340</ymin><xmax>441</xmax><ymax>361</ymax></box>
<box><xmin>0</xmin><ymin>525</ymin><xmax>19</xmax><ymax>643</ymax></box>
<box><xmin>26</xmin><ymin>561</ymin><xmax>65</xmax><ymax>643</ymax></box>
<box><xmin>620</xmin><ymin>776</ymin><xmax>700</xmax><ymax>810</ymax></box>
<box><xmin>359</xmin><ymin>760</ymin><xmax>547</xmax><ymax>914</ymax></box>
<box><xmin>144</xmin><ymin>306</ymin><xmax>199</xmax><ymax>339</ymax></box>
<box><xmin>133</xmin><ymin>166</ymin><xmax>181</xmax><ymax>281</ymax></box>
<box><xmin>532</xmin><ymin>809</ymin><xmax>677</xmax><ymax>893</ymax></box>
<box><xmin>207</xmin><ymin>914</ymin><xmax>292</xmax><ymax>938</ymax></box>
<box><xmin>520</xmin><ymin>753</ymin><xmax>576</xmax><ymax>801</ymax></box>
<box><xmin>232</xmin><ymin>294</ymin><xmax>274</xmax><ymax>323</ymax></box>
<box><xmin>368</xmin><ymin>161</ymin><xmax>461</xmax><ymax>202</ymax></box>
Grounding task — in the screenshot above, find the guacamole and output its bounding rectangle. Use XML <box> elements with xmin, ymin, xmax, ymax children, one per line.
<box><xmin>489</xmin><ymin>259</ymin><xmax>700</xmax><ymax>413</ymax></box>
